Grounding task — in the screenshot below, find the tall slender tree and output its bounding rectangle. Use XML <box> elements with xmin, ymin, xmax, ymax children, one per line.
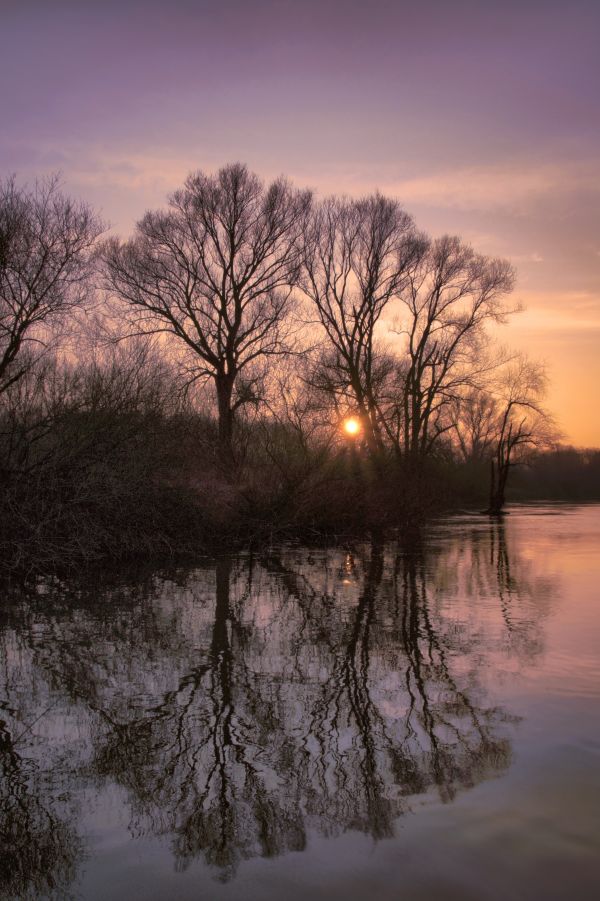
<box><xmin>0</xmin><ymin>175</ymin><xmax>103</xmax><ymax>396</ymax></box>
<box><xmin>392</xmin><ymin>235</ymin><xmax>515</xmax><ymax>466</ymax></box>
<box><xmin>102</xmin><ymin>163</ymin><xmax>311</xmax><ymax>469</ymax></box>
<box><xmin>487</xmin><ymin>356</ymin><xmax>556</xmax><ymax>514</ymax></box>
<box><xmin>301</xmin><ymin>194</ymin><xmax>424</xmax><ymax>454</ymax></box>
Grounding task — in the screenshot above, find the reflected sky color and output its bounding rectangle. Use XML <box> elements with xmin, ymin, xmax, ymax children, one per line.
<box><xmin>2</xmin><ymin>0</ymin><xmax>599</xmax><ymax>443</ymax></box>
<box><xmin>1</xmin><ymin>505</ymin><xmax>599</xmax><ymax>899</ymax></box>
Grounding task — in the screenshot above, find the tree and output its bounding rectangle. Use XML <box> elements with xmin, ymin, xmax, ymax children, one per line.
<box><xmin>450</xmin><ymin>387</ymin><xmax>498</xmax><ymax>465</ymax></box>
<box><xmin>301</xmin><ymin>194</ymin><xmax>423</xmax><ymax>455</ymax></box>
<box><xmin>101</xmin><ymin>163</ymin><xmax>311</xmax><ymax>469</ymax></box>
<box><xmin>0</xmin><ymin>175</ymin><xmax>103</xmax><ymax>396</ymax></box>
<box><xmin>450</xmin><ymin>355</ymin><xmax>559</xmax><ymax>513</ymax></box>
<box><xmin>392</xmin><ymin>235</ymin><xmax>515</xmax><ymax>466</ymax></box>
<box><xmin>486</xmin><ymin>356</ymin><xmax>558</xmax><ymax>514</ymax></box>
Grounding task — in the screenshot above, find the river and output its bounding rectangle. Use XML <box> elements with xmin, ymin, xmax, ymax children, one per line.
<box><xmin>1</xmin><ymin>505</ymin><xmax>599</xmax><ymax>900</ymax></box>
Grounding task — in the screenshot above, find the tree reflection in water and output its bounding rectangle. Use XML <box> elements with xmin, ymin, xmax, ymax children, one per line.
<box><xmin>0</xmin><ymin>721</ymin><xmax>81</xmax><ymax>900</ymax></box>
<box><xmin>0</xmin><ymin>520</ymin><xmax>557</xmax><ymax>891</ymax></box>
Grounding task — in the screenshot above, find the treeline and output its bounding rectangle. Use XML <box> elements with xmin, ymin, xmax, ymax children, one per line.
<box><xmin>509</xmin><ymin>448</ymin><xmax>600</xmax><ymax>502</ymax></box>
<box><xmin>0</xmin><ymin>166</ymin><xmax>589</xmax><ymax>569</ymax></box>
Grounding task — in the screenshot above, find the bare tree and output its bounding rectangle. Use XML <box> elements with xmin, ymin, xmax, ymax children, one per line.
<box><xmin>450</xmin><ymin>355</ymin><xmax>559</xmax><ymax>513</ymax></box>
<box><xmin>0</xmin><ymin>175</ymin><xmax>103</xmax><ymax>396</ymax></box>
<box><xmin>301</xmin><ymin>194</ymin><xmax>423</xmax><ymax>454</ymax></box>
<box><xmin>101</xmin><ymin>163</ymin><xmax>311</xmax><ymax>468</ymax></box>
<box><xmin>486</xmin><ymin>356</ymin><xmax>558</xmax><ymax>514</ymax></box>
<box><xmin>392</xmin><ymin>236</ymin><xmax>515</xmax><ymax>466</ymax></box>
<box><xmin>450</xmin><ymin>387</ymin><xmax>499</xmax><ymax>464</ymax></box>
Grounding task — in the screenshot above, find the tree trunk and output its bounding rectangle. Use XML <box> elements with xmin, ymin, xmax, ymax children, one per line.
<box><xmin>488</xmin><ymin>458</ymin><xmax>497</xmax><ymax>512</ymax></box>
<box><xmin>488</xmin><ymin>457</ymin><xmax>508</xmax><ymax>515</ymax></box>
<box><xmin>215</xmin><ymin>373</ymin><xmax>235</xmax><ymax>473</ymax></box>
<box><xmin>495</xmin><ymin>462</ymin><xmax>509</xmax><ymax>512</ymax></box>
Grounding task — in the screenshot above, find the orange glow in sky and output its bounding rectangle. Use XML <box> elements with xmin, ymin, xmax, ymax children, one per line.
<box><xmin>4</xmin><ymin>1</ymin><xmax>598</xmax><ymax>446</ymax></box>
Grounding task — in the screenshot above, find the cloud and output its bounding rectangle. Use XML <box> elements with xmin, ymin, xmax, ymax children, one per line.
<box><xmin>384</xmin><ymin>161</ymin><xmax>600</xmax><ymax>214</ymax></box>
<box><xmin>511</xmin><ymin>252</ymin><xmax>544</xmax><ymax>264</ymax></box>
<box><xmin>508</xmin><ymin>306</ymin><xmax>600</xmax><ymax>335</ymax></box>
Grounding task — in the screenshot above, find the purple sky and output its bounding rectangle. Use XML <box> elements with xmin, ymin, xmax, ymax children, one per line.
<box><xmin>2</xmin><ymin>0</ymin><xmax>599</xmax><ymax>443</ymax></box>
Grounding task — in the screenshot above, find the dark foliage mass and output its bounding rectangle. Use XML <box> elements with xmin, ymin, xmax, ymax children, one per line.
<box><xmin>0</xmin><ymin>167</ymin><xmax>593</xmax><ymax>570</ymax></box>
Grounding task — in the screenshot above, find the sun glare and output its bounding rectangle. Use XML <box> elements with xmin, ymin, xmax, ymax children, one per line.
<box><xmin>343</xmin><ymin>416</ymin><xmax>361</xmax><ymax>437</ymax></box>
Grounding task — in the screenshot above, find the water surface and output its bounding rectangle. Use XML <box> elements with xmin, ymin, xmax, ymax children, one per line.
<box><xmin>1</xmin><ymin>505</ymin><xmax>599</xmax><ymax>900</ymax></box>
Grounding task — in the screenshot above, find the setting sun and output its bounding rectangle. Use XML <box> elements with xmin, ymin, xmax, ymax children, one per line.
<box><xmin>343</xmin><ymin>416</ymin><xmax>362</xmax><ymax>436</ymax></box>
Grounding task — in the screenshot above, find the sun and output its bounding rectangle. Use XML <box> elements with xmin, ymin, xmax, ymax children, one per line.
<box><xmin>342</xmin><ymin>416</ymin><xmax>361</xmax><ymax>437</ymax></box>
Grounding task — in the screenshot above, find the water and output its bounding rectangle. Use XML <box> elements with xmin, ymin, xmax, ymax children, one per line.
<box><xmin>1</xmin><ymin>505</ymin><xmax>599</xmax><ymax>900</ymax></box>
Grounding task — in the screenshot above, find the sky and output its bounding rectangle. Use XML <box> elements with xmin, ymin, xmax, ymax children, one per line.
<box><xmin>2</xmin><ymin>0</ymin><xmax>599</xmax><ymax>444</ymax></box>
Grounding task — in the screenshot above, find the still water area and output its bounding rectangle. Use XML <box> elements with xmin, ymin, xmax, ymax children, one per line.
<box><xmin>1</xmin><ymin>505</ymin><xmax>599</xmax><ymax>900</ymax></box>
